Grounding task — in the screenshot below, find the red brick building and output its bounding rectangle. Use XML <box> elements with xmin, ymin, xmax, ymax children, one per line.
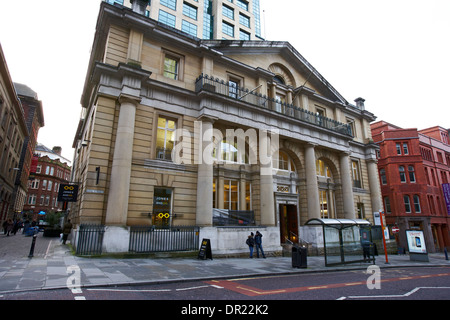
<box><xmin>22</xmin><ymin>144</ymin><xmax>71</xmax><ymax>222</ymax></box>
<box><xmin>371</xmin><ymin>121</ymin><xmax>450</xmax><ymax>253</ymax></box>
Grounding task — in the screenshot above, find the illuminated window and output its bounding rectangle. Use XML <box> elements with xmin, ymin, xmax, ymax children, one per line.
<box><xmin>156</xmin><ymin>116</ymin><xmax>176</xmax><ymax>161</ymax></box>
<box><xmin>224</xmin><ymin>179</ymin><xmax>239</xmax><ymax>210</ymax></box>
<box><xmin>276</xmin><ymin>151</ymin><xmax>295</xmax><ymax>172</ymax></box>
<box><xmin>316</xmin><ymin>159</ymin><xmax>332</xmax><ymax>178</ymax></box>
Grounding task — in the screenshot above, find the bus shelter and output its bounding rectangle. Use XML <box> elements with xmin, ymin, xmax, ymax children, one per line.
<box><xmin>305</xmin><ymin>218</ymin><xmax>375</xmax><ymax>266</ymax></box>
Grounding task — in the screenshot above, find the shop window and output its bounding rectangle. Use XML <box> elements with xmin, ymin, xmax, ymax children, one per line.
<box><xmin>152</xmin><ymin>188</ymin><xmax>173</xmax><ymax>227</ymax></box>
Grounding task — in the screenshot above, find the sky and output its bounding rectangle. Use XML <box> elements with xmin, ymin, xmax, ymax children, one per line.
<box><xmin>1</xmin><ymin>0</ymin><xmax>449</xmax><ymax>162</ymax></box>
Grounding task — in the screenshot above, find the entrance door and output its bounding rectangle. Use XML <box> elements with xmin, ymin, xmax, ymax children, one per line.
<box><xmin>279</xmin><ymin>204</ymin><xmax>298</xmax><ymax>244</ymax></box>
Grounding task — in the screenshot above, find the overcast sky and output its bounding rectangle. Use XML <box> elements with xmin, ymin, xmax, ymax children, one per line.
<box><xmin>1</xmin><ymin>0</ymin><xmax>449</xmax><ymax>162</ymax></box>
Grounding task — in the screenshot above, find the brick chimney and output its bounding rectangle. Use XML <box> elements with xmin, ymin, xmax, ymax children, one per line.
<box><xmin>354</xmin><ymin>97</ymin><xmax>365</xmax><ymax>110</ymax></box>
<box><xmin>52</xmin><ymin>146</ymin><xmax>62</xmax><ymax>155</ymax></box>
<box><xmin>130</xmin><ymin>0</ymin><xmax>148</xmax><ymax>15</ymax></box>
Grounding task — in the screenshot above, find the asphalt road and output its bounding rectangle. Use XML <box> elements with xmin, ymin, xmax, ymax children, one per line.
<box><xmin>2</xmin><ymin>266</ymin><xmax>449</xmax><ymax>303</ymax></box>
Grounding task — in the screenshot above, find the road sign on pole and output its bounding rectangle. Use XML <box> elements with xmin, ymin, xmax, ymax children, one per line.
<box><xmin>379</xmin><ymin>211</ymin><xmax>389</xmax><ymax>264</ymax></box>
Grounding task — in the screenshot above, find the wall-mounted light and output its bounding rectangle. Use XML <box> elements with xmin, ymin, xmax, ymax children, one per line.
<box><xmin>81</xmin><ymin>140</ymin><xmax>91</xmax><ymax>147</ymax></box>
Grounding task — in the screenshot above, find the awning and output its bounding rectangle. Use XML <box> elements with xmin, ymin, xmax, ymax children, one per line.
<box><xmin>305</xmin><ymin>218</ymin><xmax>371</xmax><ymax>229</ymax></box>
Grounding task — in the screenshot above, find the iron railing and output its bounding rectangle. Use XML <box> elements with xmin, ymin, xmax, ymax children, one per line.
<box><xmin>76</xmin><ymin>224</ymin><xmax>105</xmax><ymax>256</ymax></box>
<box><xmin>129</xmin><ymin>225</ymin><xmax>200</xmax><ymax>253</ymax></box>
<box><xmin>195</xmin><ymin>74</ymin><xmax>353</xmax><ymax>137</ymax></box>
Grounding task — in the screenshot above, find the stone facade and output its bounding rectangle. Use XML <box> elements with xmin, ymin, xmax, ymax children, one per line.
<box><xmin>71</xmin><ymin>2</ymin><xmax>382</xmax><ymax>254</ymax></box>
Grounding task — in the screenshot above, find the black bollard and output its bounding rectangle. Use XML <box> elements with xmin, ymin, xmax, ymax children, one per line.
<box><xmin>445</xmin><ymin>248</ymin><xmax>448</xmax><ymax>261</ymax></box>
<box><xmin>28</xmin><ymin>233</ymin><xmax>37</xmax><ymax>258</ymax></box>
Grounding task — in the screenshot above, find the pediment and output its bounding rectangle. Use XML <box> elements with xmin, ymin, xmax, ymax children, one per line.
<box><xmin>201</xmin><ymin>40</ymin><xmax>348</xmax><ymax>106</ymax></box>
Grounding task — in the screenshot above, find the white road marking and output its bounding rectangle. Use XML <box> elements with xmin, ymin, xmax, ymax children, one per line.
<box><xmin>338</xmin><ymin>287</ymin><xmax>450</xmax><ymax>300</ymax></box>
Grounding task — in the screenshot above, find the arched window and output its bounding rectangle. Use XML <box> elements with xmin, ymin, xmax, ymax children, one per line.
<box><xmin>214</xmin><ymin>139</ymin><xmax>249</xmax><ymax>164</ymax></box>
<box><xmin>220</xmin><ymin>140</ymin><xmax>238</xmax><ymax>163</ymax></box>
<box><xmin>408</xmin><ymin>166</ymin><xmax>416</xmax><ymax>183</ymax></box>
<box><xmin>275</xmin><ymin>151</ymin><xmax>296</xmax><ymax>172</ymax></box>
<box><xmin>404</xmin><ymin>195</ymin><xmax>411</xmax><ymax>213</ymax></box>
<box><xmin>413</xmin><ymin>195</ymin><xmax>421</xmax><ymax>213</ymax></box>
<box><xmin>316</xmin><ymin>159</ymin><xmax>332</xmax><ymax>179</ymax></box>
<box><xmin>399</xmin><ymin>166</ymin><xmax>406</xmax><ymax>183</ymax></box>
<box><xmin>273</xmin><ymin>75</ymin><xmax>285</xmax><ymax>85</ymax></box>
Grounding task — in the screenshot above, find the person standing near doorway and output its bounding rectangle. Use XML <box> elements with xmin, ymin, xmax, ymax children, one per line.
<box><xmin>246</xmin><ymin>232</ymin><xmax>255</xmax><ymax>258</ymax></box>
<box><xmin>255</xmin><ymin>231</ymin><xmax>266</xmax><ymax>258</ymax></box>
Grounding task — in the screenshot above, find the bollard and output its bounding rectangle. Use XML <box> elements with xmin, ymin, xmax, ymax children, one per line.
<box><xmin>445</xmin><ymin>248</ymin><xmax>449</xmax><ymax>261</ymax></box>
<box><xmin>28</xmin><ymin>232</ymin><xmax>37</xmax><ymax>258</ymax></box>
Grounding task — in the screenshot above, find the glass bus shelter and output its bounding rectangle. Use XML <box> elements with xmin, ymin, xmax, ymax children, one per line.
<box><xmin>305</xmin><ymin>218</ymin><xmax>375</xmax><ymax>267</ymax></box>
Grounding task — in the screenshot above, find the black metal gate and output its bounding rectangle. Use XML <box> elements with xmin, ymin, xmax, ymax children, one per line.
<box><xmin>76</xmin><ymin>224</ymin><xmax>105</xmax><ymax>256</ymax></box>
<box><xmin>129</xmin><ymin>225</ymin><xmax>200</xmax><ymax>253</ymax></box>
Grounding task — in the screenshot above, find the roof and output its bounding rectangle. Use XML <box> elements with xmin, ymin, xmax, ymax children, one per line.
<box><xmin>13</xmin><ymin>83</ymin><xmax>39</xmax><ymax>100</ymax></box>
<box><xmin>305</xmin><ymin>218</ymin><xmax>371</xmax><ymax>229</ymax></box>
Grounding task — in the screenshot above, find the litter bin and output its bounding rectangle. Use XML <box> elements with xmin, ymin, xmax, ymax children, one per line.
<box><xmin>292</xmin><ymin>245</ymin><xmax>307</xmax><ymax>268</ymax></box>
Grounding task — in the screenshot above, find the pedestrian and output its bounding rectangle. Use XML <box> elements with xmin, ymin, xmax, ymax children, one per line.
<box><xmin>5</xmin><ymin>219</ymin><xmax>13</xmax><ymax>236</ymax></box>
<box><xmin>254</xmin><ymin>231</ymin><xmax>266</xmax><ymax>258</ymax></box>
<box><xmin>2</xmin><ymin>220</ymin><xmax>7</xmax><ymax>235</ymax></box>
<box><xmin>12</xmin><ymin>220</ymin><xmax>20</xmax><ymax>235</ymax></box>
<box><xmin>62</xmin><ymin>219</ymin><xmax>73</xmax><ymax>245</ymax></box>
<box><xmin>246</xmin><ymin>232</ymin><xmax>255</xmax><ymax>258</ymax></box>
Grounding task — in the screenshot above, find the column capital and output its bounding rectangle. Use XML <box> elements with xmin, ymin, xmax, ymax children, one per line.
<box><xmin>196</xmin><ymin>115</ymin><xmax>218</xmax><ymax>124</ymax></box>
<box><xmin>118</xmin><ymin>93</ymin><xmax>141</xmax><ymax>106</ymax></box>
<box><xmin>339</xmin><ymin>150</ymin><xmax>352</xmax><ymax>157</ymax></box>
<box><xmin>304</xmin><ymin>142</ymin><xmax>318</xmax><ymax>149</ymax></box>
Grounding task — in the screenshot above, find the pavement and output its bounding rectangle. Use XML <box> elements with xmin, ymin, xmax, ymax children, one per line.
<box><xmin>0</xmin><ymin>231</ymin><xmax>449</xmax><ymax>294</ymax></box>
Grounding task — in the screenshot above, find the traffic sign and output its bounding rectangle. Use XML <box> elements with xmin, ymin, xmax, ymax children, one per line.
<box><xmin>392</xmin><ymin>226</ymin><xmax>400</xmax><ymax>233</ymax></box>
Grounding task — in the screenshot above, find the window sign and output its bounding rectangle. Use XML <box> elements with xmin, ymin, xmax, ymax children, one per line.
<box><xmin>153</xmin><ymin>188</ymin><xmax>172</xmax><ymax>227</ymax></box>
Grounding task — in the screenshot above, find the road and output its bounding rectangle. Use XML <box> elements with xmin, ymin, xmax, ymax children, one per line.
<box><xmin>1</xmin><ymin>266</ymin><xmax>449</xmax><ymax>303</ymax></box>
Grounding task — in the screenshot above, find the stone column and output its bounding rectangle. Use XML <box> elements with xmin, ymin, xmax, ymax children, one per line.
<box><xmin>304</xmin><ymin>143</ymin><xmax>320</xmax><ymax>220</ymax></box>
<box><xmin>260</xmin><ymin>162</ymin><xmax>275</xmax><ymax>226</ymax></box>
<box><xmin>367</xmin><ymin>159</ymin><xmax>383</xmax><ymax>214</ymax></box>
<box><xmin>196</xmin><ymin>118</ymin><xmax>214</xmax><ymax>226</ymax></box>
<box><xmin>259</xmin><ymin>132</ymin><xmax>275</xmax><ymax>226</ymax></box>
<box><xmin>105</xmin><ymin>97</ymin><xmax>138</xmax><ymax>225</ymax></box>
<box><xmin>340</xmin><ymin>152</ymin><xmax>356</xmax><ymax>219</ymax></box>
<box><xmin>239</xmin><ymin>169</ymin><xmax>247</xmax><ymax>211</ymax></box>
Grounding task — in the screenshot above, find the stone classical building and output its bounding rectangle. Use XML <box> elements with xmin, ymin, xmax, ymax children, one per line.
<box><xmin>71</xmin><ymin>2</ymin><xmax>382</xmax><ymax>254</ymax></box>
